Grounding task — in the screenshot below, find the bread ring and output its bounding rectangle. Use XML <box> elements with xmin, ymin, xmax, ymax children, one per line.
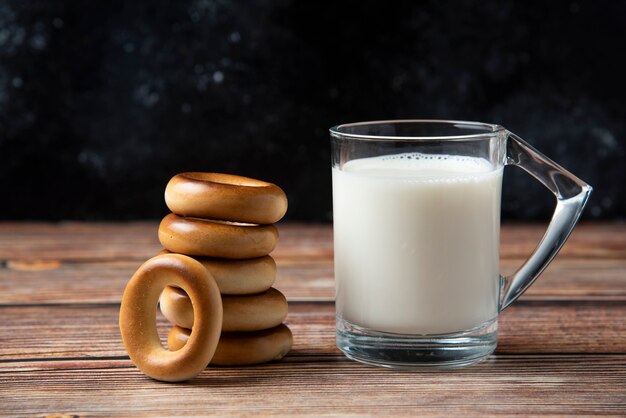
<box><xmin>222</xmin><ymin>289</ymin><xmax>288</xmax><ymax>331</ymax></box>
<box><xmin>159</xmin><ymin>250</ymin><xmax>276</xmax><ymax>295</ymax></box>
<box><xmin>159</xmin><ymin>213</ymin><xmax>278</xmax><ymax>259</ymax></box>
<box><xmin>165</xmin><ymin>172</ymin><xmax>288</xmax><ymax>225</ymax></box>
<box><xmin>119</xmin><ymin>254</ymin><xmax>222</xmax><ymax>382</ymax></box>
<box><xmin>160</xmin><ymin>286</ymin><xmax>288</xmax><ymax>332</ymax></box>
<box><xmin>168</xmin><ymin>324</ymin><xmax>293</xmax><ymax>366</ymax></box>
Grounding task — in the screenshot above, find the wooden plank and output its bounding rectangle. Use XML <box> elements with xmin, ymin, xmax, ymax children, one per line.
<box><xmin>0</xmin><ymin>222</ymin><xmax>161</xmax><ymax>261</ymax></box>
<box><xmin>0</xmin><ymin>221</ymin><xmax>624</xmax><ymax>416</ymax></box>
<box><xmin>498</xmin><ymin>222</ymin><xmax>626</xmax><ymax>259</ymax></box>
<box><xmin>510</xmin><ymin>258</ymin><xmax>626</xmax><ymax>300</ymax></box>
<box><xmin>0</xmin><ymin>356</ymin><xmax>625</xmax><ymax>416</ymax></box>
<box><xmin>1</xmin><ymin>302</ymin><xmax>625</xmax><ymax>362</ymax></box>
<box><xmin>2</xmin><ymin>222</ymin><xmax>625</xmax><ymax>261</ymax></box>
<box><xmin>0</xmin><ymin>260</ymin><xmax>144</xmax><ymax>305</ymax></box>
<box><xmin>1</xmin><ymin>257</ymin><xmax>624</xmax><ymax>305</ymax></box>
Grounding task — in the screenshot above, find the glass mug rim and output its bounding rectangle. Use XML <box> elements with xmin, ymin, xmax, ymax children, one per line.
<box><xmin>329</xmin><ymin>119</ymin><xmax>505</xmax><ymax>142</ymax></box>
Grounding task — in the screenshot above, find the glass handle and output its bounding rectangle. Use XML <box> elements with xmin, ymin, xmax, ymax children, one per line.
<box><xmin>499</xmin><ymin>132</ymin><xmax>593</xmax><ymax>311</ymax></box>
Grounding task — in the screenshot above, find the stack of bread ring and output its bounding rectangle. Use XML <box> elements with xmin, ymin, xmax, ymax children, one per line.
<box><xmin>119</xmin><ymin>173</ymin><xmax>291</xmax><ymax>382</ymax></box>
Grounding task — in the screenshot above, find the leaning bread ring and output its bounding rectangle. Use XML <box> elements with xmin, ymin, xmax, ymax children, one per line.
<box><xmin>165</xmin><ymin>172</ymin><xmax>288</xmax><ymax>224</ymax></box>
<box><xmin>158</xmin><ymin>250</ymin><xmax>276</xmax><ymax>295</ymax></box>
<box><xmin>159</xmin><ymin>213</ymin><xmax>279</xmax><ymax>259</ymax></box>
<box><xmin>119</xmin><ymin>254</ymin><xmax>222</xmax><ymax>382</ymax></box>
<box><xmin>160</xmin><ymin>286</ymin><xmax>288</xmax><ymax>332</ymax></box>
<box><xmin>168</xmin><ymin>324</ymin><xmax>293</xmax><ymax>366</ymax></box>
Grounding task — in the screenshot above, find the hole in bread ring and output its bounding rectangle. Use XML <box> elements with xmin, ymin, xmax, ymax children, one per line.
<box><xmin>165</xmin><ymin>172</ymin><xmax>288</xmax><ymax>224</ymax></box>
<box><xmin>119</xmin><ymin>254</ymin><xmax>222</xmax><ymax>382</ymax></box>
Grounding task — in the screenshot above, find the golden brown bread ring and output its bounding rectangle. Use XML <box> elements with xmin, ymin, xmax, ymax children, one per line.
<box><xmin>158</xmin><ymin>250</ymin><xmax>276</xmax><ymax>295</ymax></box>
<box><xmin>158</xmin><ymin>213</ymin><xmax>278</xmax><ymax>259</ymax></box>
<box><xmin>165</xmin><ymin>172</ymin><xmax>288</xmax><ymax>225</ymax></box>
<box><xmin>119</xmin><ymin>254</ymin><xmax>222</xmax><ymax>382</ymax></box>
<box><xmin>160</xmin><ymin>286</ymin><xmax>288</xmax><ymax>332</ymax></box>
<box><xmin>168</xmin><ymin>324</ymin><xmax>293</xmax><ymax>366</ymax></box>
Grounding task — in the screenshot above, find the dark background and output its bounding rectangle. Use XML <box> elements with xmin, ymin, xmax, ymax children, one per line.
<box><xmin>1</xmin><ymin>0</ymin><xmax>624</xmax><ymax>221</ymax></box>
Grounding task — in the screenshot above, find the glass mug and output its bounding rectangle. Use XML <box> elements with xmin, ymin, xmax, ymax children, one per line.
<box><xmin>329</xmin><ymin>120</ymin><xmax>592</xmax><ymax>368</ymax></box>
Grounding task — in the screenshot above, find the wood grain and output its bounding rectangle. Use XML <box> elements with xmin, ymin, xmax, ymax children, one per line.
<box><xmin>2</xmin><ymin>222</ymin><xmax>625</xmax><ymax>261</ymax></box>
<box><xmin>1</xmin><ymin>356</ymin><xmax>625</xmax><ymax>416</ymax></box>
<box><xmin>0</xmin><ymin>222</ymin><xmax>624</xmax><ymax>416</ymax></box>
<box><xmin>1</xmin><ymin>301</ymin><xmax>625</xmax><ymax>362</ymax></box>
<box><xmin>1</xmin><ymin>257</ymin><xmax>625</xmax><ymax>305</ymax></box>
<box><xmin>0</xmin><ymin>222</ymin><xmax>161</xmax><ymax>261</ymax></box>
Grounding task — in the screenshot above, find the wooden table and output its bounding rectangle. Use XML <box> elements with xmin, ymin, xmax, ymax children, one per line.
<box><xmin>1</xmin><ymin>222</ymin><xmax>625</xmax><ymax>416</ymax></box>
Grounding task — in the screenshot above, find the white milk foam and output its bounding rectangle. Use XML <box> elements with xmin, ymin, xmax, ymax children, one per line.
<box><xmin>333</xmin><ymin>153</ymin><xmax>503</xmax><ymax>334</ymax></box>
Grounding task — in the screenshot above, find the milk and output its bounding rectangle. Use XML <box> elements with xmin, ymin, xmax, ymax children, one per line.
<box><xmin>332</xmin><ymin>153</ymin><xmax>502</xmax><ymax>335</ymax></box>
